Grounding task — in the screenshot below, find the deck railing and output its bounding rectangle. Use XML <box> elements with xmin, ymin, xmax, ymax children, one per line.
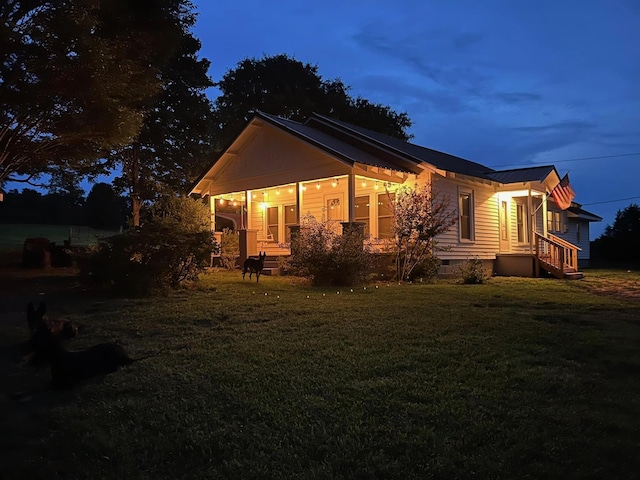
<box><xmin>534</xmin><ymin>232</ymin><xmax>581</xmax><ymax>278</ymax></box>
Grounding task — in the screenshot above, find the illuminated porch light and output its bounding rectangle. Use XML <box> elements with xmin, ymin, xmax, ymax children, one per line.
<box><xmin>218</xmin><ymin>198</ymin><xmax>225</xmax><ymax>205</ymax></box>
<box><xmin>361</xmin><ymin>179</ymin><xmax>367</xmax><ymax>187</ymax></box>
<box><xmin>276</xmin><ymin>188</ymin><xmax>280</xmax><ymax>195</ymax></box>
<box><xmin>260</xmin><ymin>202</ymin><xmax>267</xmax><ymax>211</ymax></box>
<box><xmin>331</xmin><ymin>178</ymin><xmax>338</xmax><ymax>187</ymax></box>
<box><xmin>374</xmin><ymin>181</ymin><xmax>379</xmax><ymax>190</ymax></box>
<box><xmin>316</xmin><ymin>181</ymin><xmax>321</xmax><ymax>190</ymax></box>
<box><xmin>288</xmin><ymin>185</ymin><xmax>294</xmax><ymax>193</ymax></box>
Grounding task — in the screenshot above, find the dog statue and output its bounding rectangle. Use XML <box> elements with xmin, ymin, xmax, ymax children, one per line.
<box><xmin>242</xmin><ymin>252</ymin><xmax>266</xmax><ymax>282</ymax></box>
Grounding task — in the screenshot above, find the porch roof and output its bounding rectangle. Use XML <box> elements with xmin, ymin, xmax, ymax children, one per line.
<box><xmin>486</xmin><ymin>165</ymin><xmax>558</xmax><ymax>184</ymax></box>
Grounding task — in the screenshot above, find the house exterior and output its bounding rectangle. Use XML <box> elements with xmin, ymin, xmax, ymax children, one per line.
<box><xmin>190</xmin><ymin>112</ymin><xmax>601</xmax><ymax>278</ymax></box>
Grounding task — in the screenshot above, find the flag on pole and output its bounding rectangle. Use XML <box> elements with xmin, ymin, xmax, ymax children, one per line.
<box><xmin>551</xmin><ymin>174</ymin><xmax>576</xmax><ymax>210</ymax></box>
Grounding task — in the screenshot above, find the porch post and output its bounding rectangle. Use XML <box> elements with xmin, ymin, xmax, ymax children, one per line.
<box><xmin>239</xmin><ymin>229</ymin><xmax>258</xmax><ymax>265</ymax></box>
<box><xmin>347</xmin><ymin>173</ymin><xmax>356</xmax><ymax>222</ymax></box>
<box><xmin>542</xmin><ymin>193</ymin><xmax>548</xmax><ymax>237</ymax></box>
<box><xmin>246</xmin><ymin>190</ymin><xmax>252</xmax><ymax>230</ymax></box>
<box><xmin>528</xmin><ymin>187</ymin><xmax>533</xmax><ymax>254</ymax></box>
<box><xmin>296</xmin><ymin>182</ymin><xmax>301</xmax><ymax>223</ymax></box>
<box><xmin>209</xmin><ymin>195</ymin><xmax>216</xmax><ymax>231</ymax></box>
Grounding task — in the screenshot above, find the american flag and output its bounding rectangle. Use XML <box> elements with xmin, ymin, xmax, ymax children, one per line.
<box><xmin>551</xmin><ymin>174</ymin><xmax>576</xmax><ymax>210</ymax></box>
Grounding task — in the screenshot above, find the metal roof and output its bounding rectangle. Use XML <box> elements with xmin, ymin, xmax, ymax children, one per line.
<box><xmin>487</xmin><ymin>165</ymin><xmax>557</xmax><ymax>184</ymax></box>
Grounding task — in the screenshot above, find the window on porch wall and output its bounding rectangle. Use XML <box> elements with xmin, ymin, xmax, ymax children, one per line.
<box><xmin>355</xmin><ymin>195</ymin><xmax>370</xmax><ymax>236</ymax></box>
<box><xmin>284</xmin><ymin>204</ymin><xmax>297</xmax><ymax>243</ymax></box>
<box><xmin>377</xmin><ymin>192</ymin><xmax>395</xmax><ymax>239</ymax></box>
<box><xmin>267</xmin><ymin>206</ymin><xmax>278</xmax><ymax>242</ymax></box>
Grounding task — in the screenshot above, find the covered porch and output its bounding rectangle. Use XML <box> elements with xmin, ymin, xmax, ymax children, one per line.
<box><xmin>208</xmin><ymin>169</ymin><xmax>411</xmax><ymax>262</ymax></box>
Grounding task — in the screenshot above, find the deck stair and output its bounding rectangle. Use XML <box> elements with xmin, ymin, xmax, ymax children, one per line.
<box><xmin>534</xmin><ymin>233</ymin><xmax>583</xmax><ymax>279</ymax></box>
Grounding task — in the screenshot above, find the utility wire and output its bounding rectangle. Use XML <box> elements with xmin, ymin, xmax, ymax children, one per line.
<box><xmin>488</xmin><ymin>152</ymin><xmax>640</xmax><ymax>169</ymax></box>
<box><xmin>582</xmin><ymin>196</ymin><xmax>640</xmax><ymax>206</ymax></box>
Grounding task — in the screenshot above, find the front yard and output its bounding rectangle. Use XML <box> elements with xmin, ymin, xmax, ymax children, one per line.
<box><xmin>1</xmin><ymin>268</ymin><xmax>639</xmax><ymax>479</ymax></box>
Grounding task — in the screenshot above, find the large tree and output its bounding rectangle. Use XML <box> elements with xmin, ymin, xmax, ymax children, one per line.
<box><xmin>592</xmin><ymin>204</ymin><xmax>640</xmax><ymax>265</ymax></box>
<box><xmin>212</xmin><ymin>54</ymin><xmax>413</xmax><ymax>149</ymax></box>
<box><xmin>0</xmin><ymin>0</ymin><xmax>186</xmax><ymax>186</ymax></box>
<box><xmin>108</xmin><ymin>28</ymin><xmax>215</xmax><ymax>226</ymax></box>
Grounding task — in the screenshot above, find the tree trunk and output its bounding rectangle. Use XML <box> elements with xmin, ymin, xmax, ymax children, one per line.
<box><xmin>130</xmin><ymin>142</ymin><xmax>141</xmax><ymax>227</ymax></box>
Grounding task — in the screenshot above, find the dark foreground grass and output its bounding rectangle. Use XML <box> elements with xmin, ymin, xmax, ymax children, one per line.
<box><xmin>1</xmin><ymin>271</ymin><xmax>639</xmax><ymax>479</ymax></box>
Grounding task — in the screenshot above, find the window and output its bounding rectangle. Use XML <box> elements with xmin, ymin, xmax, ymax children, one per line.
<box><xmin>267</xmin><ymin>206</ymin><xmax>279</xmax><ymax>242</ymax></box>
<box><xmin>459</xmin><ymin>190</ymin><xmax>473</xmax><ymax>241</ymax></box>
<box><xmin>547</xmin><ymin>211</ymin><xmax>567</xmax><ymax>233</ymax></box>
<box><xmin>576</xmin><ymin>223</ymin><xmax>581</xmax><ymax>243</ymax></box>
<box><xmin>284</xmin><ymin>204</ymin><xmax>297</xmax><ymax>242</ymax></box>
<box><xmin>355</xmin><ymin>195</ymin><xmax>370</xmax><ymax>236</ymax></box>
<box><xmin>516</xmin><ymin>203</ymin><xmax>527</xmax><ymax>243</ymax></box>
<box><xmin>378</xmin><ymin>192</ymin><xmax>395</xmax><ymax>239</ymax></box>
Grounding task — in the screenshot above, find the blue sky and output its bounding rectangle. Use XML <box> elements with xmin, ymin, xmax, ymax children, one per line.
<box><xmin>193</xmin><ymin>0</ymin><xmax>640</xmax><ymax>238</ymax></box>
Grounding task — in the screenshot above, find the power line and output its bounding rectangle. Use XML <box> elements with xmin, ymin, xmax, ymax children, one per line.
<box><xmin>489</xmin><ymin>152</ymin><xmax>640</xmax><ymax>169</ymax></box>
<box><xmin>582</xmin><ymin>196</ymin><xmax>640</xmax><ymax>206</ymax></box>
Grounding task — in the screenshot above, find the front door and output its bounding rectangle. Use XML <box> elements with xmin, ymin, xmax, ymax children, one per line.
<box><xmin>499</xmin><ymin>199</ymin><xmax>510</xmax><ymax>252</ymax></box>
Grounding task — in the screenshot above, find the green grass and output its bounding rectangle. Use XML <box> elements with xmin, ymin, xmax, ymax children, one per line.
<box><xmin>1</xmin><ymin>270</ymin><xmax>639</xmax><ymax>479</ymax></box>
<box><xmin>0</xmin><ymin>223</ymin><xmax>118</xmax><ymax>249</ymax></box>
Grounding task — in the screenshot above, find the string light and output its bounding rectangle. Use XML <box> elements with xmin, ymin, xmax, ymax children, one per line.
<box><xmin>361</xmin><ymin>179</ymin><xmax>367</xmax><ymax>187</ymax></box>
<box><xmin>316</xmin><ymin>181</ymin><xmax>321</xmax><ymax>190</ymax></box>
<box><xmin>288</xmin><ymin>185</ymin><xmax>293</xmax><ymax>193</ymax></box>
<box><xmin>374</xmin><ymin>181</ymin><xmax>379</xmax><ymax>190</ymax></box>
<box><xmin>219</xmin><ymin>198</ymin><xmax>224</xmax><ymax>205</ymax></box>
<box><xmin>332</xmin><ymin>178</ymin><xmax>338</xmax><ymax>187</ymax></box>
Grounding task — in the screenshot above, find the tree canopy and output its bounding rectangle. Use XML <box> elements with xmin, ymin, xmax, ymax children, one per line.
<box><xmin>592</xmin><ymin>203</ymin><xmax>640</xmax><ymax>265</ymax></box>
<box><xmin>0</xmin><ymin>0</ymin><xmax>193</xmax><ymax>186</ymax></box>
<box><xmin>212</xmin><ymin>54</ymin><xmax>413</xmax><ymax>149</ymax></box>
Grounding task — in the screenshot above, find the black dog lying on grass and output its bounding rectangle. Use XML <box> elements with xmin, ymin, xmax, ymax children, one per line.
<box><xmin>40</xmin><ymin>336</ymin><xmax>136</xmax><ymax>389</ymax></box>
<box><xmin>25</xmin><ymin>301</ymin><xmax>143</xmax><ymax>389</ymax></box>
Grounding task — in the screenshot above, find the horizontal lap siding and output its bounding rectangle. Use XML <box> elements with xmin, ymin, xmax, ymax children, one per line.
<box><xmin>433</xmin><ymin>177</ymin><xmax>499</xmax><ymax>260</ymax></box>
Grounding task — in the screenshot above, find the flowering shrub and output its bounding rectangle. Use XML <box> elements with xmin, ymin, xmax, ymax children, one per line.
<box><xmin>286</xmin><ymin>214</ymin><xmax>372</xmax><ymax>286</ymax></box>
<box><xmin>386</xmin><ymin>182</ymin><xmax>457</xmax><ymax>281</ymax></box>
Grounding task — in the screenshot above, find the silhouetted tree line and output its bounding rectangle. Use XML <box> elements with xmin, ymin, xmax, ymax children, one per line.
<box><xmin>0</xmin><ymin>183</ymin><xmax>128</xmax><ymax>230</ymax></box>
<box><xmin>591</xmin><ymin>204</ymin><xmax>640</xmax><ymax>266</ymax></box>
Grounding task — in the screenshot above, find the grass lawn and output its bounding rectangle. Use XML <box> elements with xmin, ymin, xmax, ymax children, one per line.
<box><xmin>1</xmin><ymin>268</ymin><xmax>639</xmax><ymax>479</ymax></box>
<box><xmin>0</xmin><ymin>223</ymin><xmax>118</xmax><ymax>249</ymax></box>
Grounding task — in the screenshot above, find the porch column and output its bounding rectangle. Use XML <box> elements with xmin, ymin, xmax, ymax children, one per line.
<box><xmin>542</xmin><ymin>193</ymin><xmax>548</xmax><ymax>237</ymax></box>
<box><xmin>527</xmin><ymin>187</ymin><xmax>533</xmax><ymax>254</ymax></box>
<box><xmin>246</xmin><ymin>190</ymin><xmax>252</xmax><ymax>230</ymax></box>
<box><xmin>209</xmin><ymin>196</ymin><xmax>216</xmax><ymax>231</ymax></box>
<box><xmin>296</xmin><ymin>182</ymin><xmax>301</xmax><ymax>223</ymax></box>
<box><xmin>347</xmin><ymin>173</ymin><xmax>356</xmax><ymax>223</ymax></box>
<box><xmin>239</xmin><ymin>229</ymin><xmax>258</xmax><ymax>265</ymax></box>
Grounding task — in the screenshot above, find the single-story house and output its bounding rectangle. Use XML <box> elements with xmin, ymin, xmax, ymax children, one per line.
<box><xmin>190</xmin><ymin>111</ymin><xmax>602</xmax><ymax>278</ymax></box>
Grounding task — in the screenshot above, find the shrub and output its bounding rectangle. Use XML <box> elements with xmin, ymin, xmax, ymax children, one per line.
<box><xmin>219</xmin><ymin>228</ymin><xmax>239</xmax><ymax>270</ymax></box>
<box><xmin>458</xmin><ymin>256</ymin><xmax>490</xmax><ymax>284</ymax></box>
<box><xmin>77</xmin><ymin>196</ymin><xmax>216</xmax><ymax>295</ymax></box>
<box><xmin>286</xmin><ymin>215</ymin><xmax>372</xmax><ymax>286</ymax></box>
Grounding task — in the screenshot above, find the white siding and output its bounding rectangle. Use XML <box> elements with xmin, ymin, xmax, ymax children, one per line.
<box><xmin>432</xmin><ymin>176</ymin><xmax>499</xmax><ymax>260</ymax></box>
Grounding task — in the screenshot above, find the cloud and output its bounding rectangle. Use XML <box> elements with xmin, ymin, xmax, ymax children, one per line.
<box><xmin>492</xmin><ymin>92</ymin><xmax>542</xmax><ymax>104</ymax></box>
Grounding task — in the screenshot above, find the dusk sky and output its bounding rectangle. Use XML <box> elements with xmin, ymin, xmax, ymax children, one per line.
<box><xmin>193</xmin><ymin>0</ymin><xmax>640</xmax><ymax>239</ymax></box>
